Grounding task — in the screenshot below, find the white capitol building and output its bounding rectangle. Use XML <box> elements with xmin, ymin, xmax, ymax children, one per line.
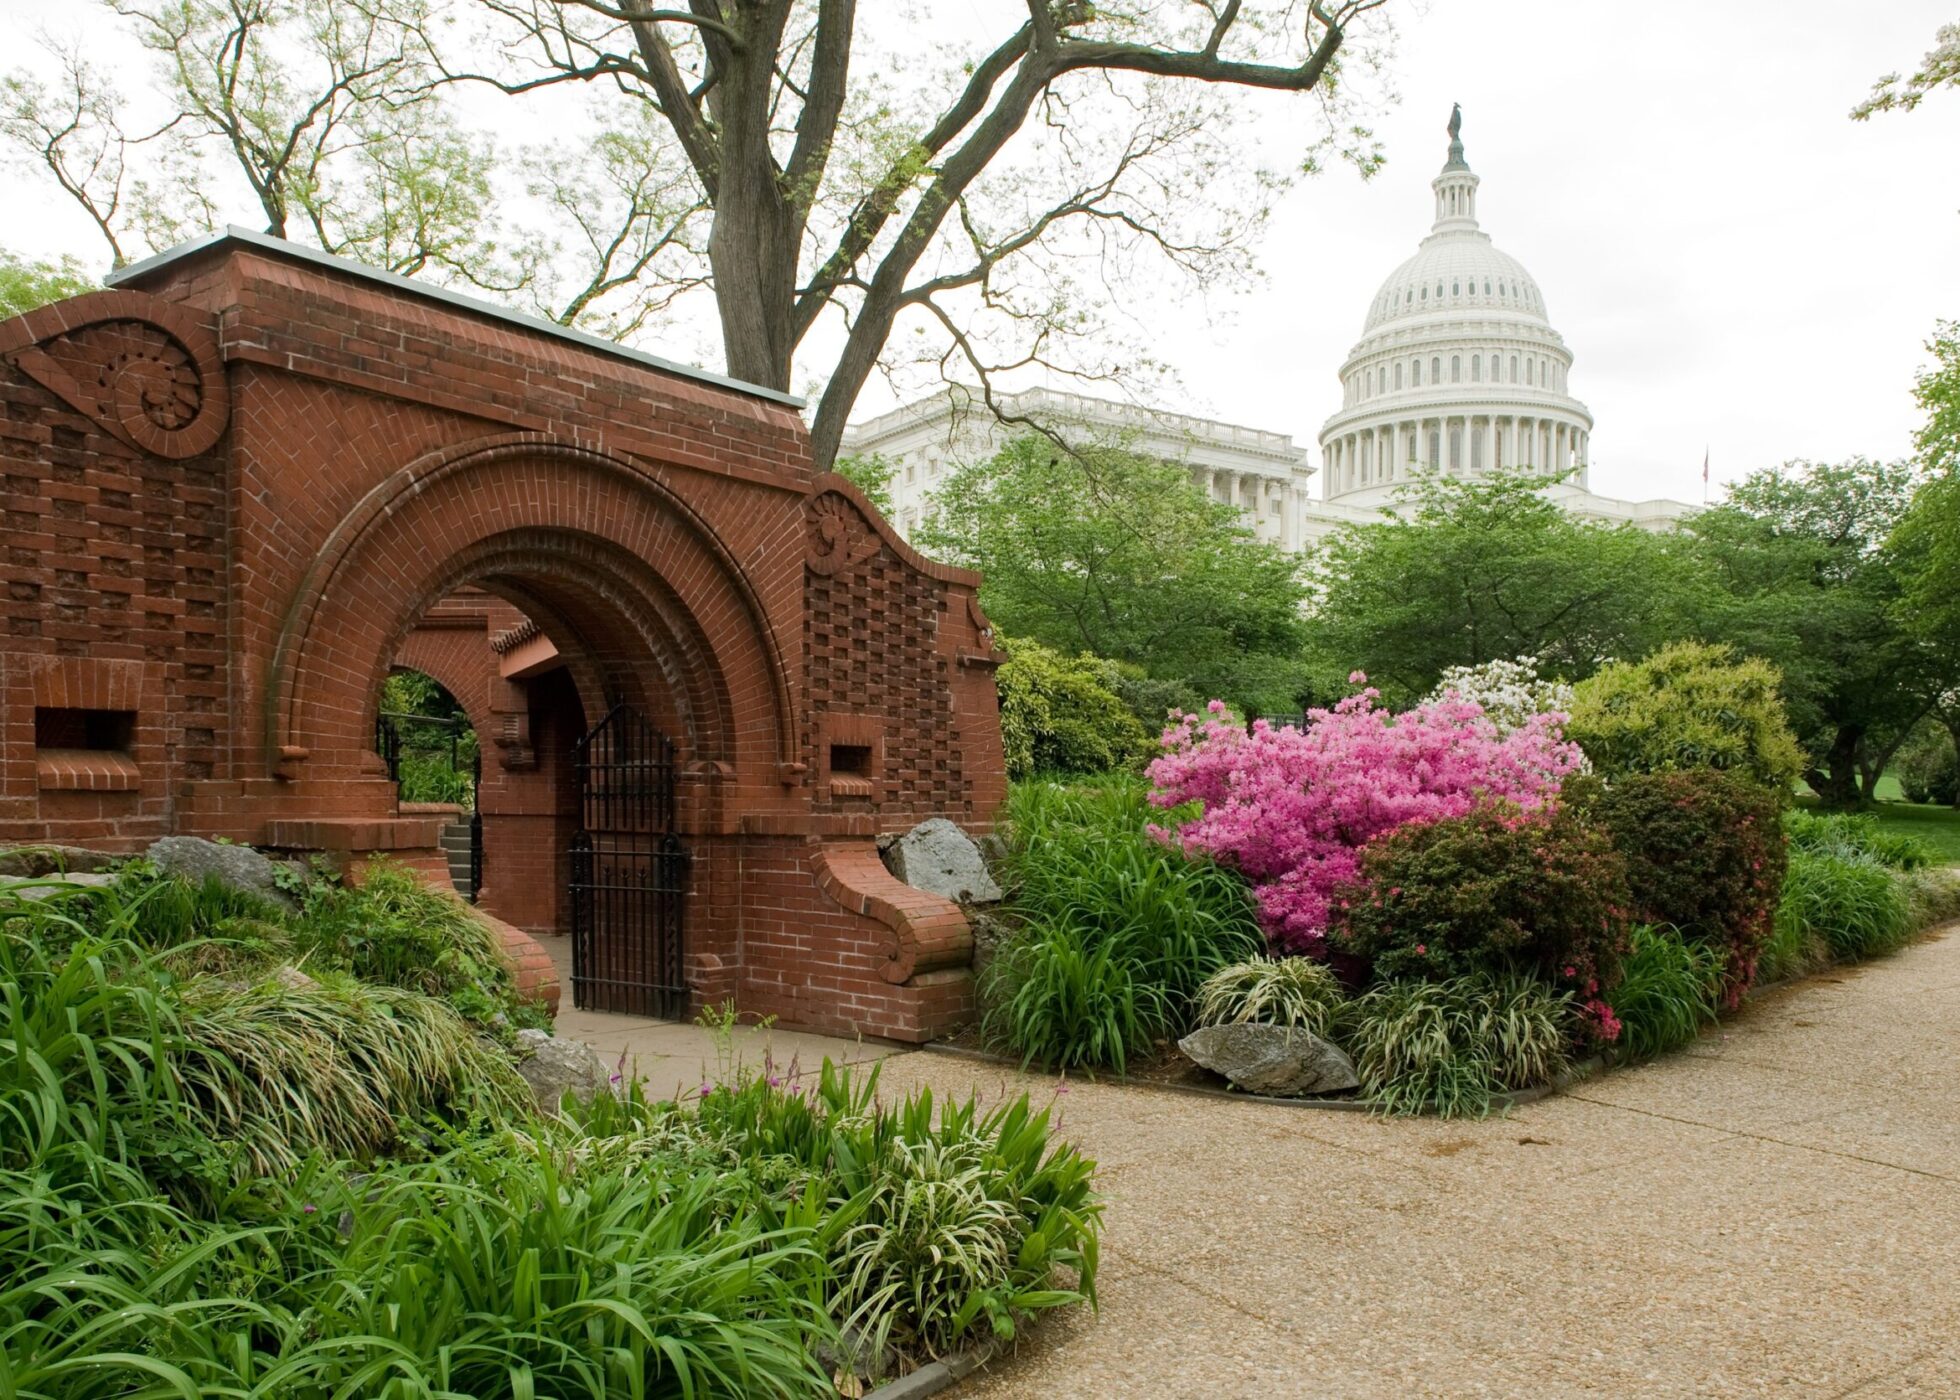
<box><xmin>844</xmin><ymin>109</ymin><xmax>1690</xmax><ymax>545</ymax></box>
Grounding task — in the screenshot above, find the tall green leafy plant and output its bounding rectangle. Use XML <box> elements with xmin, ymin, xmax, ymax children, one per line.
<box><xmin>983</xmin><ymin>778</ymin><xmax>1262</xmax><ymax>1071</ymax></box>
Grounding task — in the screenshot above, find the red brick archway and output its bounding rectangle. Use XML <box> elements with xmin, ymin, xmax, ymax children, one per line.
<box><xmin>0</xmin><ymin>231</ymin><xmax>1006</xmax><ymax>1040</ymax></box>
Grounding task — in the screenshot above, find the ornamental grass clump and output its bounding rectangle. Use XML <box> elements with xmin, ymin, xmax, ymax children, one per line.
<box><xmin>1608</xmin><ymin>925</ymin><xmax>1724</xmax><ymax>1061</ymax></box>
<box><xmin>1148</xmin><ymin>681</ymin><xmax>1585</xmax><ymax>956</ymax></box>
<box><xmin>983</xmin><ymin>778</ymin><xmax>1262</xmax><ymax>1071</ymax></box>
<box><xmin>1773</xmin><ymin>847</ymin><xmax>1914</xmax><ymax>965</ymax></box>
<box><xmin>1194</xmin><ymin>955</ymin><xmax>1345</xmax><ymax>1034</ymax></box>
<box><xmin>1338</xmin><ymin>973</ymin><xmax>1575</xmax><ymax>1119</ymax></box>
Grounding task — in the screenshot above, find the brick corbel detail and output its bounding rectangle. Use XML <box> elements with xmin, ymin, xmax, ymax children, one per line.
<box><xmin>812</xmin><ymin>842</ymin><xmax>972</xmax><ymax>984</ymax></box>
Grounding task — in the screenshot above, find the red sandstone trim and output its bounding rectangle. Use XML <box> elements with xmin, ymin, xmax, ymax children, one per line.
<box><xmin>812</xmin><ymin>842</ymin><xmax>973</xmax><ymax>985</ymax></box>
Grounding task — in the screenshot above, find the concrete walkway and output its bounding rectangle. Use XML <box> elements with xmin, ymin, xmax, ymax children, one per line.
<box><xmin>547</xmin><ymin>927</ymin><xmax>1959</xmax><ymax>1397</ymax></box>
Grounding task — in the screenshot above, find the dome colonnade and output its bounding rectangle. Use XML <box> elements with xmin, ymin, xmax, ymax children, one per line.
<box><xmin>1319</xmin><ymin>106</ymin><xmax>1593</xmax><ymax>503</ymax></box>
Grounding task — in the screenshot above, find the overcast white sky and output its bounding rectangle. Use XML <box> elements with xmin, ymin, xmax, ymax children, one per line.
<box><xmin>5</xmin><ymin>1</ymin><xmax>1957</xmax><ymax>506</ymax></box>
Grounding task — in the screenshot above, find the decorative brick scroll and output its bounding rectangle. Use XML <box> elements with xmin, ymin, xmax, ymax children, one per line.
<box><xmin>0</xmin><ymin>290</ymin><xmax>229</xmax><ymax>459</ymax></box>
<box><xmin>805</xmin><ymin>491</ymin><xmax>883</xmax><ymax>577</ymax></box>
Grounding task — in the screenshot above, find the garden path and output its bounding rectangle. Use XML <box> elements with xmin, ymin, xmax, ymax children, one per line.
<box><xmin>869</xmin><ymin>926</ymin><xmax>1960</xmax><ymax>1399</ymax></box>
<box><xmin>540</xmin><ymin>934</ymin><xmax>905</xmax><ymax>1098</ymax></box>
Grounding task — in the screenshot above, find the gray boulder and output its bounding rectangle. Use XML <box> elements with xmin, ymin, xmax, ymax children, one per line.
<box><xmin>886</xmin><ymin>818</ymin><xmax>1002</xmax><ymax>904</ymax></box>
<box><xmin>1178</xmin><ymin>1023</ymin><xmax>1360</xmax><ymax>1097</ymax></box>
<box><xmin>514</xmin><ymin>1028</ymin><xmax>614</xmax><ymax>1111</ymax></box>
<box><xmin>0</xmin><ymin>871</ymin><xmax>116</xmax><ymax>902</ymax></box>
<box><xmin>0</xmin><ymin>845</ymin><xmax>117</xmax><ymax>877</ymax></box>
<box><xmin>146</xmin><ymin>836</ymin><xmax>297</xmax><ymax>912</ymax></box>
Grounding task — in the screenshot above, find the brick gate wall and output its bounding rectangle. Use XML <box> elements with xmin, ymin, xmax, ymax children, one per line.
<box><xmin>0</xmin><ymin>232</ymin><xmax>1005</xmax><ymax>1040</ymax></box>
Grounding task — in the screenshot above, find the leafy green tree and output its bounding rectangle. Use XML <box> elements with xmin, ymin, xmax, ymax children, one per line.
<box><xmin>918</xmin><ymin>435</ymin><xmax>1308</xmax><ymax>693</ymax></box>
<box><xmin>1687</xmin><ymin>458</ymin><xmax>1937</xmax><ymax>807</ymax></box>
<box><xmin>1892</xmin><ymin>322</ymin><xmax>1960</xmax><ymax>673</ymax></box>
<box><xmin>7</xmin><ymin>3</ymin><xmax>1403</xmax><ymax>468</ymax></box>
<box><xmin>0</xmin><ymin>247</ymin><xmax>94</xmax><ymax>317</ymax></box>
<box><xmin>408</xmin><ymin>2</ymin><xmax>1398</xmax><ymax>465</ymax></box>
<box><xmin>1305</xmin><ymin>469</ymin><xmax>1697</xmax><ymax>703</ymax></box>
<box><xmin>831</xmin><ymin>450</ymin><xmax>896</xmax><ymax>516</ymax></box>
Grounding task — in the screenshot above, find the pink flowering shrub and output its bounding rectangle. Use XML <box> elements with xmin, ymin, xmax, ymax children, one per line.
<box><xmin>1146</xmin><ymin>679</ymin><xmax>1586</xmax><ymax>958</ymax></box>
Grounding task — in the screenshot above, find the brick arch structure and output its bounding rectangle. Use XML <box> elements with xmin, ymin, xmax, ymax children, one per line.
<box><xmin>0</xmin><ymin>230</ymin><xmax>1007</xmax><ymax>1041</ymax></box>
<box><xmin>267</xmin><ymin>435</ymin><xmax>795</xmax><ymax>787</ymax></box>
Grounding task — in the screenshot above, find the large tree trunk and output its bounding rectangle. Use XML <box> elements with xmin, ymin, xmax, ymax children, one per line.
<box><xmin>704</xmin><ymin>29</ymin><xmax>801</xmax><ymax>392</ymax></box>
<box><xmin>1804</xmin><ymin>726</ymin><xmax>1865</xmax><ymax>810</ymax></box>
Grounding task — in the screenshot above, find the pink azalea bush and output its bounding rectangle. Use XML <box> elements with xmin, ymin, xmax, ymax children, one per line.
<box><xmin>1146</xmin><ymin>677</ymin><xmax>1587</xmax><ymax>957</ymax></box>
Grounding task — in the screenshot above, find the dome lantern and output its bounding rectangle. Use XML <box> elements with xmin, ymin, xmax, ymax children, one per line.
<box><xmin>1431</xmin><ymin>103</ymin><xmax>1480</xmax><ymax>233</ymax></box>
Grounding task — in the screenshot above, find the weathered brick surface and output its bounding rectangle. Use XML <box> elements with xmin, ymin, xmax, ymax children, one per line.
<box><xmin>0</xmin><ymin>235</ymin><xmax>1003</xmax><ymax>1039</ymax></box>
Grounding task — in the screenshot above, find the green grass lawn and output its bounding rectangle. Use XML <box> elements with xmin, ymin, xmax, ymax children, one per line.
<box><xmin>1864</xmin><ymin>801</ymin><xmax>1960</xmax><ymax>865</ymax></box>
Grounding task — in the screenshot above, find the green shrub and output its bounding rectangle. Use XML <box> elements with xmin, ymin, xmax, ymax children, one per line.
<box><xmin>982</xmin><ymin>778</ymin><xmax>1262</xmax><ymax>1071</ymax></box>
<box><xmin>1588</xmin><ymin>769</ymin><xmax>1787</xmax><ymax>1006</ymax></box>
<box><xmin>1327</xmin><ymin>803</ymin><xmax>1631</xmax><ymax>1033</ymax></box>
<box><xmin>0</xmin><ymin>878</ymin><xmax>1101</xmax><ymax>1397</ymax></box>
<box><xmin>1194</xmin><ymin>956</ymin><xmax>1345</xmax><ymax>1033</ymax></box>
<box><xmin>1337</xmin><ymin>973</ymin><xmax>1575</xmax><ymax>1118</ymax></box>
<box><xmin>287</xmin><ymin>860</ymin><xmax>546</xmax><ymax>1028</ymax></box>
<box><xmin>1785</xmin><ymin>808</ymin><xmax>1933</xmax><ymax>870</ymax></box>
<box><xmin>1775</xmin><ymin>847</ymin><xmax>1914</xmax><ymax>964</ymax></box>
<box><xmin>995</xmin><ymin>638</ymin><xmax>1151</xmax><ymax>780</ymax></box>
<box><xmin>1608</xmin><ymin>925</ymin><xmax>1723</xmax><ymax>1060</ymax></box>
<box><xmin>1895</xmin><ymin>726</ymin><xmax>1959</xmax><ymax>806</ymax></box>
<box><xmin>1566</xmin><ymin>641</ymin><xmax>1806</xmax><ymax>790</ymax></box>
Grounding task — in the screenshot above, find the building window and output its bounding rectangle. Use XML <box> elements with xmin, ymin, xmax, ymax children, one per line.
<box><xmin>1412</xmin><ymin>360</ymin><xmax>1421</xmax><ymax>387</ymax></box>
<box><xmin>1471</xmin><ymin>355</ymin><xmax>1481</xmax><ymax>382</ymax></box>
<box><xmin>1431</xmin><ymin>356</ymin><xmax>1441</xmax><ymax>382</ymax></box>
<box><xmin>1393</xmin><ymin>362</ymin><xmax>1402</xmax><ymax>390</ymax></box>
<box><xmin>1452</xmin><ymin>280</ymin><xmax>1460</xmax><ymax>295</ymax></box>
<box><xmin>1510</xmin><ymin>354</ymin><xmax>1518</xmax><ymax>382</ymax></box>
<box><xmin>1451</xmin><ymin>356</ymin><xmax>1461</xmax><ymax>383</ymax></box>
<box><xmin>1526</xmin><ymin>360</ymin><xmax>1534</xmax><ymax>386</ymax></box>
<box><xmin>1449</xmin><ymin>428</ymin><xmax>1462</xmax><ymax>470</ymax></box>
<box><xmin>1428</xmin><ymin>429</ymin><xmax>1441</xmax><ymax>466</ymax></box>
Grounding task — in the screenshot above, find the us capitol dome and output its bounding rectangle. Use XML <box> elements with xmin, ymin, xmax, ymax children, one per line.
<box><xmin>844</xmin><ymin>106</ymin><xmax>1690</xmax><ymax>552</ymax></box>
<box><xmin>1312</xmin><ymin>107</ymin><xmax>1688</xmax><ymax>531</ymax></box>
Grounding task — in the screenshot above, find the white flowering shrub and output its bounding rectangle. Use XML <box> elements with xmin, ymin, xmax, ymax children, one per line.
<box><xmin>1425</xmin><ymin>655</ymin><xmax>1577</xmax><ymax>737</ymax></box>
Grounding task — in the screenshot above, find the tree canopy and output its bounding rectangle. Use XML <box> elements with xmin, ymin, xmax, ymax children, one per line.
<box><xmin>0</xmin><ymin>248</ymin><xmax>95</xmax><ymax>318</ymax></box>
<box><xmin>1685</xmin><ymin>457</ymin><xmax>1937</xmax><ymax>806</ymax></box>
<box><xmin>917</xmin><ymin>433</ymin><xmax>1309</xmax><ymax>703</ymax></box>
<box><xmin>3</xmin><ymin>0</ymin><xmax>1399</xmax><ymax>467</ymax></box>
<box><xmin>1303</xmin><ymin>469</ymin><xmax>1695</xmax><ymax>703</ymax></box>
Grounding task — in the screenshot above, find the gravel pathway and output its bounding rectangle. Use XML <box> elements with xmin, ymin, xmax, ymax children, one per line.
<box><xmin>870</xmin><ymin>926</ymin><xmax>1960</xmax><ymax>1399</ymax></box>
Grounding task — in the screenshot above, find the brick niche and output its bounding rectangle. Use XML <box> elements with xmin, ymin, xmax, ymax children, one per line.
<box><xmin>0</xmin><ymin>231</ymin><xmax>1007</xmax><ymax>1041</ymax></box>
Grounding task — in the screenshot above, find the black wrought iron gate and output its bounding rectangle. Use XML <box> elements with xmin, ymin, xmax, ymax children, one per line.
<box><xmin>567</xmin><ymin>704</ymin><xmax>689</xmax><ymax>1017</ymax></box>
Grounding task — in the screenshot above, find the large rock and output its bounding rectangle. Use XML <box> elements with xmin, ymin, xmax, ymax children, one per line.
<box><xmin>886</xmin><ymin>818</ymin><xmax>1002</xmax><ymax>904</ymax></box>
<box><xmin>0</xmin><ymin>845</ymin><xmax>118</xmax><ymax>878</ymax></box>
<box><xmin>1178</xmin><ymin>1023</ymin><xmax>1360</xmax><ymax>1097</ymax></box>
<box><xmin>514</xmin><ymin>1028</ymin><xmax>614</xmax><ymax>1111</ymax></box>
<box><xmin>0</xmin><ymin>871</ymin><xmax>116</xmax><ymax>902</ymax></box>
<box><xmin>146</xmin><ymin>836</ymin><xmax>297</xmax><ymax>912</ymax></box>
